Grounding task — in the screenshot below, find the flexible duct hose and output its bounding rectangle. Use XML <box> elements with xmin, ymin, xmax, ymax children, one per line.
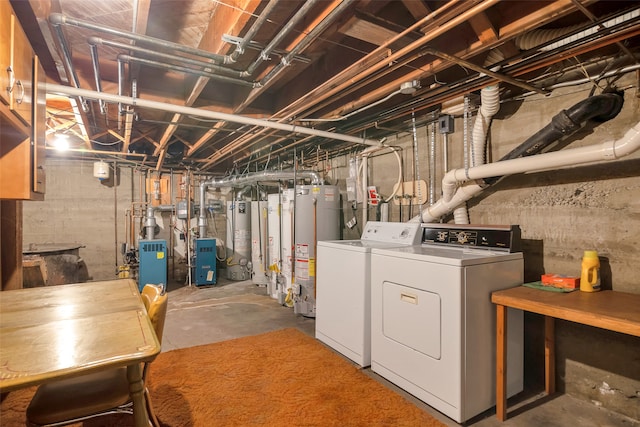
<box><xmin>445</xmin><ymin>84</ymin><xmax>501</xmax><ymax>204</ymax></box>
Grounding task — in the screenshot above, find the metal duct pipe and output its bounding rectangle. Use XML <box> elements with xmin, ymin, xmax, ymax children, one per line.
<box><xmin>243</xmin><ymin>0</ymin><xmax>321</xmax><ymax>77</ymax></box>
<box><xmin>227</xmin><ymin>0</ymin><xmax>279</xmax><ymax>64</ymax></box>
<box><xmin>198</xmin><ymin>170</ymin><xmax>323</xmax><ymax>237</ymax></box>
<box><xmin>50</xmin><ymin>19</ymin><xmax>88</xmax><ymax>112</ymax></box>
<box><xmin>258</xmin><ymin>0</ymin><xmax>353</xmax><ymax>86</ymax></box>
<box><xmin>144</xmin><ymin>206</ymin><xmax>156</xmax><ymax>239</ymax></box>
<box><xmin>88</xmin><ymin>37</ymin><xmax>244</xmax><ymax>79</ymax></box>
<box><xmin>117</xmin><ymin>55</ymin><xmax>257</xmax><ymax>88</ymax></box>
<box><xmin>236</xmin><ymin>185</ymin><xmax>254</xmax><ymax>201</ymax></box>
<box><xmin>88</xmin><ymin>43</ymin><xmax>106</xmax><ymax>114</ymax></box>
<box><xmin>49</xmin><ymin>13</ymin><xmax>227</xmax><ymax>64</ymax></box>
<box><xmin>412</xmin><ymin>121</ymin><xmax>640</xmax><ymax>223</ymax></box>
<box><xmin>46</xmin><ymin>84</ymin><xmax>383</xmax><ymax>147</ymax></box>
<box><xmin>240</xmin><ymin>0</ymin><xmax>353</xmax><ymax>109</ymax></box>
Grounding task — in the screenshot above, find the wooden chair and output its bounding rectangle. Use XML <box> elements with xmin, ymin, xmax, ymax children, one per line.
<box><xmin>26</xmin><ymin>284</ymin><xmax>168</xmax><ymax>427</ymax></box>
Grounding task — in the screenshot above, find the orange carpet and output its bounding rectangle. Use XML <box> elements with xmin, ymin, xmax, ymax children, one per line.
<box><xmin>1</xmin><ymin>328</ymin><xmax>446</xmax><ymax>426</ymax></box>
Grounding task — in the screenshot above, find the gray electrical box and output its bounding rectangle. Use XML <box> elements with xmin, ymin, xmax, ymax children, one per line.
<box><xmin>177</xmin><ymin>200</ymin><xmax>189</xmax><ymax>219</ymax></box>
<box><xmin>439</xmin><ymin>115</ymin><xmax>454</xmax><ymax>134</ymax></box>
<box><xmin>207</xmin><ymin>199</ymin><xmax>224</xmax><ymax>214</ymax></box>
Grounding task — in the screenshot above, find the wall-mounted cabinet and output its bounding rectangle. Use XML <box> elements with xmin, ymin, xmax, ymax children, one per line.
<box><xmin>0</xmin><ymin>2</ymin><xmax>46</xmax><ymax>201</ymax></box>
<box><xmin>1</xmin><ymin>1</ymin><xmax>34</xmax><ymax>126</ymax></box>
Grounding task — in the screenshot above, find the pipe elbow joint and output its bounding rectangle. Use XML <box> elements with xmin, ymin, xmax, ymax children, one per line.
<box><xmin>87</xmin><ymin>36</ymin><xmax>101</xmax><ymax>46</ymax></box>
<box><xmin>441</xmin><ymin>179</ymin><xmax>457</xmax><ymax>203</ymax></box>
<box><xmin>49</xmin><ymin>13</ymin><xmax>65</xmax><ymax>25</ymax></box>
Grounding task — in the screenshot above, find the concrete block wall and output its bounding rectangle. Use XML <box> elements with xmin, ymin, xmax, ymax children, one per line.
<box><xmin>22</xmin><ymin>160</ymin><xmax>134</xmax><ymax>281</ymax></box>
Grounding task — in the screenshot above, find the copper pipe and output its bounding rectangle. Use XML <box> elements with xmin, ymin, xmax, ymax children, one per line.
<box><xmin>280</xmin><ymin>0</ymin><xmax>496</xmax><ymax>120</ymax></box>
<box><xmin>422</xmin><ymin>49</ymin><xmax>547</xmax><ymax>95</ymax></box>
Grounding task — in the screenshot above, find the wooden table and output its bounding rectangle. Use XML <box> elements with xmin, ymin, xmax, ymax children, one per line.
<box><xmin>491</xmin><ymin>286</ymin><xmax>640</xmax><ymax>421</ymax></box>
<box><xmin>0</xmin><ymin>279</ymin><xmax>160</xmax><ymax>427</ymax></box>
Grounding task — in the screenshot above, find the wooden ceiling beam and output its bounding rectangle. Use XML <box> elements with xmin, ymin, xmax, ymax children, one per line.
<box><xmin>401</xmin><ymin>0</ymin><xmax>431</xmax><ymax>24</ymax></box>
<box><xmin>155</xmin><ymin>0</ymin><xmax>261</xmax><ymax>170</ymax></box>
<box><xmin>468</xmin><ymin>12</ymin><xmax>499</xmax><ymax>45</ymax></box>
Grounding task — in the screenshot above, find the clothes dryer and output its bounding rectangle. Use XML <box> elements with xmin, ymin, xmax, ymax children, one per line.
<box><xmin>370</xmin><ymin>224</ymin><xmax>524</xmax><ymax>423</ymax></box>
<box><xmin>316</xmin><ymin>221</ymin><xmax>422</xmax><ymax>367</ymax></box>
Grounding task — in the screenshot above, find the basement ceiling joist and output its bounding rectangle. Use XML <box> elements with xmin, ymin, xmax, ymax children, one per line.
<box><xmin>10</xmin><ymin>0</ymin><xmax>640</xmax><ymax>173</ymax></box>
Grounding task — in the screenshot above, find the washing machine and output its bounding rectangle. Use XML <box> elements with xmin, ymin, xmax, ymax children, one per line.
<box><xmin>370</xmin><ymin>224</ymin><xmax>524</xmax><ymax>423</ymax></box>
<box><xmin>315</xmin><ymin>221</ymin><xmax>422</xmax><ymax>367</ymax></box>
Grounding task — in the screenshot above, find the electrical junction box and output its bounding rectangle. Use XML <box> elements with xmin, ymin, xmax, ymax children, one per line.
<box><xmin>138</xmin><ymin>239</ymin><xmax>167</xmax><ymax>292</ymax></box>
<box><xmin>439</xmin><ymin>115</ymin><xmax>455</xmax><ymax>134</ymax></box>
<box><xmin>207</xmin><ymin>199</ymin><xmax>224</xmax><ymax>214</ymax></box>
<box><xmin>195</xmin><ymin>238</ymin><xmax>217</xmax><ymax>286</ymax></box>
<box><xmin>176</xmin><ymin>200</ymin><xmax>189</xmax><ymax>219</ymax></box>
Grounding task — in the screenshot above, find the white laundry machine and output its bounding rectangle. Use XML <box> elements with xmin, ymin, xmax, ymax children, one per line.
<box><xmin>315</xmin><ymin>221</ymin><xmax>422</xmax><ymax>367</ymax></box>
<box><xmin>370</xmin><ymin>224</ymin><xmax>524</xmax><ymax>423</ymax></box>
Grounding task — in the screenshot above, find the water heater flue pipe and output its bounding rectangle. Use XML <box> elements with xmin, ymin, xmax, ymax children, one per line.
<box><xmin>144</xmin><ymin>206</ymin><xmax>156</xmax><ymax>239</ymax></box>
<box><xmin>413</xmin><ymin>121</ymin><xmax>640</xmax><ymax>223</ymax></box>
<box><xmin>198</xmin><ymin>170</ymin><xmax>322</xmax><ymax>237</ymax></box>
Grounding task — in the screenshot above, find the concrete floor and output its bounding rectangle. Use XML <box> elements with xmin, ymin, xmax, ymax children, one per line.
<box><xmin>162</xmin><ymin>277</ymin><xmax>639</xmax><ymax>427</ymax></box>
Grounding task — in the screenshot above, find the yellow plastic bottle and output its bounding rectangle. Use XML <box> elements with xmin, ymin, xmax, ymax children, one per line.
<box><xmin>580</xmin><ymin>250</ymin><xmax>601</xmax><ymax>292</ymax></box>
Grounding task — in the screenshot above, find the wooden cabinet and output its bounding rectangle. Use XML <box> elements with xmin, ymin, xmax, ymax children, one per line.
<box><xmin>1</xmin><ymin>2</ymin><xmax>34</xmax><ymax>125</ymax></box>
<box><xmin>11</xmin><ymin>13</ymin><xmax>35</xmax><ymax>126</ymax></box>
<box><xmin>0</xmin><ymin>1</ymin><xmax>13</xmax><ymax>107</ymax></box>
<box><xmin>0</xmin><ymin>2</ymin><xmax>46</xmax><ymax>200</ymax></box>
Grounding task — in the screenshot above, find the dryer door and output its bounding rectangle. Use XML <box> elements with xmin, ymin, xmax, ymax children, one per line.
<box><xmin>382</xmin><ymin>281</ymin><xmax>441</xmax><ymax>359</ymax></box>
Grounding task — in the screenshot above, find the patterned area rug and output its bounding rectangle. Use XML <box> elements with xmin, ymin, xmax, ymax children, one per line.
<box><xmin>1</xmin><ymin>328</ymin><xmax>445</xmax><ymax>426</ymax></box>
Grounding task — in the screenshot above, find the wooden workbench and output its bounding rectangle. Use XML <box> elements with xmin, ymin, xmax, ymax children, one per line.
<box><xmin>491</xmin><ymin>286</ymin><xmax>640</xmax><ymax>421</ymax></box>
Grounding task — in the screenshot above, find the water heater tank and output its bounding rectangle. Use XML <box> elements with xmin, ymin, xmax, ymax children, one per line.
<box><xmin>250</xmin><ymin>200</ymin><xmax>269</xmax><ymax>286</ymax></box>
<box><xmin>225</xmin><ymin>200</ymin><xmax>251</xmax><ymax>280</ymax></box>
<box><xmin>293</xmin><ymin>185</ymin><xmax>340</xmax><ymax>317</ymax></box>
<box><xmin>280</xmin><ymin>189</ymin><xmax>295</xmax><ymax>303</ymax></box>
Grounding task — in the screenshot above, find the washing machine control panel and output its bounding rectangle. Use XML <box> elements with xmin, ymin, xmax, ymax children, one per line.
<box><xmin>422</xmin><ymin>224</ymin><xmax>521</xmax><ymax>252</ymax></box>
<box><xmin>361</xmin><ymin>221</ymin><xmax>422</xmax><ymax>244</ymax></box>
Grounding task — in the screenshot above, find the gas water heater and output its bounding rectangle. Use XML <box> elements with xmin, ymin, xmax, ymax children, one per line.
<box><xmin>225</xmin><ymin>200</ymin><xmax>251</xmax><ymax>280</ymax></box>
<box><xmin>266</xmin><ymin>190</ymin><xmax>294</xmax><ymax>302</ymax></box>
<box><xmin>250</xmin><ymin>200</ymin><xmax>269</xmax><ymax>286</ymax></box>
<box><xmin>293</xmin><ymin>185</ymin><xmax>340</xmax><ymax>317</ymax></box>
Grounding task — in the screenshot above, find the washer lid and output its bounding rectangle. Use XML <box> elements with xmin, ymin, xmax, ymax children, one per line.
<box><xmin>318</xmin><ymin>239</ymin><xmax>420</xmax><ymax>252</ymax></box>
<box><xmin>371</xmin><ymin>244</ymin><xmax>522</xmax><ymax>266</ymax></box>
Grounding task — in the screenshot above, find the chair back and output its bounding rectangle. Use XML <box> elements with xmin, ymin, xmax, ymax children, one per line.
<box><xmin>141</xmin><ymin>284</ymin><xmax>168</xmax><ymax>345</ymax></box>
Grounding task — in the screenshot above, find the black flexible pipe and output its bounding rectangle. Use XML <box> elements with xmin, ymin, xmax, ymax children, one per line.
<box><xmin>484</xmin><ymin>92</ymin><xmax>624</xmax><ymax>185</ymax></box>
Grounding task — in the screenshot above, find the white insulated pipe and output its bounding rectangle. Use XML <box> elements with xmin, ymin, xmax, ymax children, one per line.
<box><xmin>452</xmin><ymin>84</ymin><xmax>501</xmax><ymax>224</ymax></box>
<box><xmin>46</xmin><ymin>84</ymin><xmax>384</xmax><ymax>148</ymax></box>
<box><xmin>445</xmin><ymin>121</ymin><xmax>640</xmax><ymax>184</ymax></box>
<box><xmin>412</xmin><ymin>121</ymin><xmax>640</xmax><ymax>223</ymax></box>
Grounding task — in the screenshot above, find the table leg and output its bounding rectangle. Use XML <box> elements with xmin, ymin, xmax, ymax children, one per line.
<box><xmin>496</xmin><ymin>304</ymin><xmax>507</xmax><ymax>421</ymax></box>
<box><xmin>544</xmin><ymin>315</ymin><xmax>555</xmax><ymax>395</ymax></box>
<box><xmin>127</xmin><ymin>363</ymin><xmax>152</xmax><ymax>427</ymax></box>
